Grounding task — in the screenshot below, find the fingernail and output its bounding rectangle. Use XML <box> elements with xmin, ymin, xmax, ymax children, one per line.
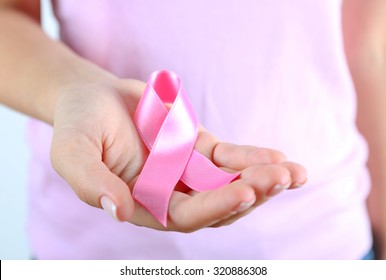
<box><xmin>235</xmin><ymin>198</ymin><xmax>256</xmax><ymax>213</ymax></box>
<box><xmin>100</xmin><ymin>196</ymin><xmax>119</xmax><ymax>222</ymax></box>
<box><xmin>294</xmin><ymin>179</ymin><xmax>308</xmax><ymax>188</ymax></box>
<box><xmin>267</xmin><ymin>183</ymin><xmax>291</xmax><ymax>197</ymax></box>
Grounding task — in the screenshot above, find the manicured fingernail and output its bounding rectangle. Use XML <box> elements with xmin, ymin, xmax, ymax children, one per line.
<box><xmin>235</xmin><ymin>198</ymin><xmax>256</xmax><ymax>213</ymax></box>
<box><xmin>267</xmin><ymin>183</ymin><xmax>291</xmax><ymax>197</ymax></box>
<box><xmin>100</xmin><ymin>196</ymin><xmax>119</xmax><ymax>222</ymax></box>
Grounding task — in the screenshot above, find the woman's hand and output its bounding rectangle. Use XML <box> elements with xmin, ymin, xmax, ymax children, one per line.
<box><xmin>0</xmin><ymin>0</ymin><xmax>306</xmax><ymax>233</ymax></box>
<box><xmin>50</xmin><ymin>78</ymin><xmax>307</xmax><ymax>232</ymax></box>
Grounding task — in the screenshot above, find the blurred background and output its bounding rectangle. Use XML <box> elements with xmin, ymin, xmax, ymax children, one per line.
<box><xmin>0</xmin><ymin>0</ymin><xmax>58</xmax><ymax>259</ymax></box>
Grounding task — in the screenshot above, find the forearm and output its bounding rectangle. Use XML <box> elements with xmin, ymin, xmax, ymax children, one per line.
<box><xmin>0</xmin><ymin>8</ymin><xmax>118</xmax><ymax>124</ymax></box>
<box><xmin>343</xmin><ymin>0</ymin><xmax>386</xmax><ymax>259</ymax></box>
<box><xmin>354</xmin><ymin>60</ymin><xmax>386</xmax><ymax>258</ymax></box>
<box><xmin>357</xmin><ymin>72</ymin><xmax>386</xmax><ymax>257</ymax></box>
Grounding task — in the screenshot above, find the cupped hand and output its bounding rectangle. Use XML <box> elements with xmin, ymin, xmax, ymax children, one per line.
<box><xmin>50</xmin><ymin>78</ymin><xmax>307</xmax><ymax>232</ymax></box>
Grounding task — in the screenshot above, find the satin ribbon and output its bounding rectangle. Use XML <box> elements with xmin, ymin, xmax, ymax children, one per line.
<box><xmin>133</xmin><ymin>70</ymin><xmax>239</xmax><ymax>226</ymax></box>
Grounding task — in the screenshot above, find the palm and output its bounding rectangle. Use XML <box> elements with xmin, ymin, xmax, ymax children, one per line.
<box><xmin>51</xmin><ymin>79</ymin><xmax>307</xmax><ymax>232</ymax></box>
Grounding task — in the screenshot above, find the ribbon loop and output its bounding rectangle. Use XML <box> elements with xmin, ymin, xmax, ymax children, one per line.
<box><xmin>133</xmin><ymin>70</ymin><xmax>238</xmax><ymax>226</ymax></box>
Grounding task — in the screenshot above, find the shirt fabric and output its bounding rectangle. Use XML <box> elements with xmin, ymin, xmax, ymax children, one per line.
<box><xmin>27</xmin><ymin>0</ymin><xmax>372</xmax><ymax>259</ymax></box>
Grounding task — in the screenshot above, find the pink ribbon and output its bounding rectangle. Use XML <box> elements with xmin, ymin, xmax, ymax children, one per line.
<box><xmin>133</xmin><ymin>70</ymin><xmax>239</xmax><ymax>226</ymax></box>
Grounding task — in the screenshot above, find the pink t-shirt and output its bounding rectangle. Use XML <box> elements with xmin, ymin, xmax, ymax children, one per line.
<box><xmin>27</xmin><ymin>0</ymin><xmax>372</xmax><ymax>259</ymax></box>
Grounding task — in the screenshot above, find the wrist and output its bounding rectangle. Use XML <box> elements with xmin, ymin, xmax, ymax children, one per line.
<box><xmin>35</xmin><ymin>55</ymin><xmax>120</xmax><ymax>124</ymax></box>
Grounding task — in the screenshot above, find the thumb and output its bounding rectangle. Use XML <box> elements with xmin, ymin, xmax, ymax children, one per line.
<box><xmin>50</xmin><ymin>137</ymin><xmax>134</xmax><ymax>222</ymax></box>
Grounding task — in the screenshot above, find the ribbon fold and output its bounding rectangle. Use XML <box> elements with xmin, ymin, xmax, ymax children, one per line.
<box><xmin>133</xmin><ymin>70</ymin><xmax>239</xmax><ymax>226</ymax></box>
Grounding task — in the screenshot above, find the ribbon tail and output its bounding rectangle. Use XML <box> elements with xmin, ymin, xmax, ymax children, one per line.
<box><xmin>181</xmin><ymin>150</ymin><xmax>239</xmax><ymax>191</ymax></box>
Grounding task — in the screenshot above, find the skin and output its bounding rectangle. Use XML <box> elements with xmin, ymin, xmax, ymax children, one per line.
<box><xmin>4</xmin><ymin>1</ymin><xmax>385</xmax><ymax>259</ymax></box>
<box><xmin>342</xmin><ymin>0</ymin><xmax>386</xmax><ymax>259</ymax></box>
<box><xmin>0</xmin><ymin>0</ymin><xmax>386</xmax><ymax>259</ymax></box>
<box><xmin>0</xmin><ymin>1</ymin><xmax>307</xmax><ymax>233</ymax></box>
<box><xmin>0</xmin><ymin>0</ymin><xmax>386</xmax><ymax>255</ymax></box>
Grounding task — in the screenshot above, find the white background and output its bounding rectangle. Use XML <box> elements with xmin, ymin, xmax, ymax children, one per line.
<box><xmin>2</xmin><ymin>260</ymin><xmax>386</xmax><ymax>279</ymax></box>
<box><xmin>0</xmin><ymin>0</ymin><xmax>58</xmax><ymax>259</ymax></box>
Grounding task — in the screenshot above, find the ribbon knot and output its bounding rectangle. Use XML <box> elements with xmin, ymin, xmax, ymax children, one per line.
<box><xmin>133</xmin><ymin>70</ymin><xmax>238</xmax><ymax>226</ymax></box>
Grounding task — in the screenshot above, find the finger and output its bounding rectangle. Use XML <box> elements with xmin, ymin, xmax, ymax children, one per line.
<box><xmin>240</xmin><ymin>164</ymin><xmax>292</xmax><ymax>200</ymax></box>
<box><xmin>211</xmin><ymin>163</ymin><xmax>294</xmax><ymax>228</ymax></box>
<box><xmin>212</xmin><ymin>142</ymin><xmax>287</xmax><ymax>171</ymax></box>
<box><xmin>213</xmin><ymin>162</ymin><xmax>307</xmax><ymax>227</ymax></box>
<box><xmin>127</xmin><ymin>180</ymin><xmax>255</xmax><ymax>231</ymax></box>
<box><xmin>50</xmin><ymin>135</ymin><xmax>134</xmax><ymax>222</ymax></box>
<box><xmin>212</xmin><ymin>162</ymin><xmax>304</xmax><ymax>227</ymax></box>
<box><xmin>277</xmin><ymin>161</ymin><xmax>308</xmax><ymax>188</ymax></box>
<box><xmin>211</xmin><ymin>205</ymin><xmax>256</xmax><ymax>228</ymax></box>
<box><xmin>167</xmin><ymin>180</ymin><xmax>257</xmax><ymax>232</ymax></box>
<box><xmin>128</xmin><ymin>163</ymin><xmax>298</xmax><ymax>231</ymax></box>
